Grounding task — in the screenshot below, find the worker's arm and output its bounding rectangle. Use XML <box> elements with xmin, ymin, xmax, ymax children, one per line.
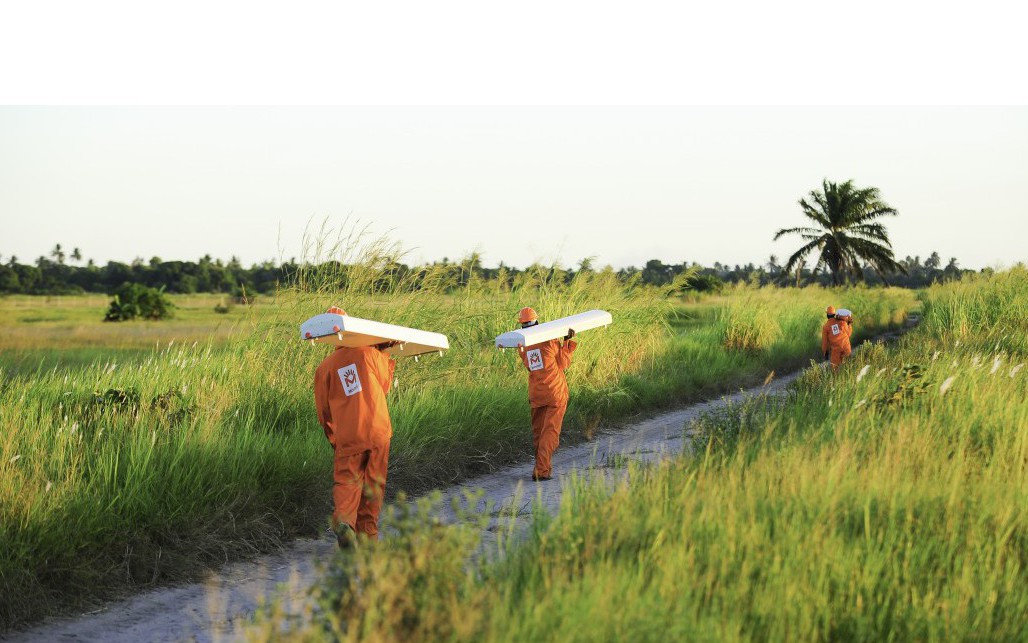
<box><xmin>557</xmin><ymin>338</ymin><xmax>578</xmax><ymax>370</ymax></box>
<box><xmin>383</xmin><ymin>356</ymin><xmax>396</xmax><ymax>395</ymax></box>
<box><xmin>314</xmin><ymin>369</ymin><xmax>335</xmax><ymax>447</ymax></box>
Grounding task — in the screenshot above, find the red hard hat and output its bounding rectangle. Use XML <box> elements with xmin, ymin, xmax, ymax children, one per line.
<box><xmin>327</xmin><ymin>306</ymin><xmax>347</xmax><ymax>316</ymax></box>
<box><xmin>518</xmin><ymin>307</ymin><xmax>538</xmax><ymax>324</ymax></box>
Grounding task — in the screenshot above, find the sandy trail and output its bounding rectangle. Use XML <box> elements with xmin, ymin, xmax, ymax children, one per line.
<box><xmin>5</xmin><ymin>326</ymin><xmax>908</xmax><ymax>643</ymax></box>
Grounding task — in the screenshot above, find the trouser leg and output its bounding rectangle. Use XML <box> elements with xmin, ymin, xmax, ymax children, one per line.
<box><xmin>355</xmin><ymin>446</ymin><xmax>389</xmax><ymax>539</ymax></box>
<box><xmin>830</xmin><ymin>345</ymin><xmax>851</xmax><ymax>371</ymax></box>
<box><xmin>332</xmin><ymin>450</ymin><xmax>367</xmax><ymax>531</ymax></box>
<box><xmin>532</xmin><ymin>404</ymin><xmax>566</xmax><ymax>478</ymax></box>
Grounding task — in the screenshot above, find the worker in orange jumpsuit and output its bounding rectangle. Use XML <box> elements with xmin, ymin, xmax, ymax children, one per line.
<box><xmin>313</xmin><ymin>306</ymin><xmax>396</xmax><ymax>549</ymax></box>
<box><xmin>821</xmin><ymin>305</ymin><xmax>853</xmax><ymax>371</ymax></box>
<box><xmin>517</xmin><ymin>307</ymin><xmax>577</xmax><ymax>481</ymax></box>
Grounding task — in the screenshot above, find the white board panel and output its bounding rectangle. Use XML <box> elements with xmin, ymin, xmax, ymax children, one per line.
<box><xmin>495</xmin><ymin>310</ymin><xmax>612</xmax><ymax>348</ymax></box>
<box><xmin>300</xmin><ymin>313</ymin><xmax>449</xmax><ymax>357</ymax></box>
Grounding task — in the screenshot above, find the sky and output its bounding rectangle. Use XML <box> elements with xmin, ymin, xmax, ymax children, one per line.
<box><xmin>1</xmin><ymin>106</ymin><xmax>1026</xmax><ymax>271</ymax></box>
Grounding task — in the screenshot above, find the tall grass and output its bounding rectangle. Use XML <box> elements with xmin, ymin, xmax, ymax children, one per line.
<box><xmin>0</xmin><ymin>226</ymin><xmax>915</xmax><ymax>629</ymax></box>
<box><xmin>0</xmin><ymin>226</ymin><xmax>676</xmax><ymax>627</ymax></box>
<box><xmin>256</xmin><ymin>268</ymin><xmax>1025</xmax><ymax>643</ymax></box>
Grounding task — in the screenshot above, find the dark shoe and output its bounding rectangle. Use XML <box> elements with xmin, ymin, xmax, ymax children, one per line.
<box><xmin>335</xmin><ymin>524</ymin><xmax>358</xmax><ymax>550</ymax></box>
<box><xmin>531</xmin><ymin>474</ymin><xmax>552</xmax><ymax>481</ymax></box>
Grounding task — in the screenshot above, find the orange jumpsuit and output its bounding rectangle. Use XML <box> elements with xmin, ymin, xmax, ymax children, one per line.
<box><xmin>821</xmin><ymin>317</ymin><xmax>853</xmax><ymax>370</ymax></box>
<box><xmin>520</xmin><ymin>338</ymin><xmax>577</xmax><ymax>478</ymax></box>
<box><xmin>314</xmin><ymin>345</ymin><xmax>395</xmax><ymax>538</ymax></box>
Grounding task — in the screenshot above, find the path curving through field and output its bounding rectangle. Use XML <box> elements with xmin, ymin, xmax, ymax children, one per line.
<box><xmin>2</xmin><ymin>325</ymin><xmax>912</xmax><ymax>643</ymax></box>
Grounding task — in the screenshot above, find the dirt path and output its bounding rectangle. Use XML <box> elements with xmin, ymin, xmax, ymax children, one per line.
<box><xmin>4</xmin><ymin>326</ymin><xmax>911</xmax><ymax>643</ymax></box>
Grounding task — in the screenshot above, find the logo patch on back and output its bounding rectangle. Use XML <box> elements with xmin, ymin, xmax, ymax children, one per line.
<box><xmin>338</xmin><ymin>364</ymin><xmax>363</xmax><ymax>396</ymax></box>
<box><xmin>830</xmin><ymin>323</ymin><xmax>841</xmax><ymax>336</ymax></box>
<box><xmin>526</xmin><ymin>348</ymin><xmax>544</xmax><ymax>372</ymax></box>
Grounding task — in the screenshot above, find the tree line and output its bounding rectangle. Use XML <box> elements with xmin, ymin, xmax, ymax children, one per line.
<box><xmin>0</xmin><ymin>179</ymin><xmax>991</xmax><ymax>297</ymax></box>
<box><xmin>626</xmin><ymin>252</ymin><xmax>970</xmax><ymax>291</ymax></box>
<box><xmin>0</xmin><ymin>243</ymin><xmax>973</xmax><ymax>297</ymax></box>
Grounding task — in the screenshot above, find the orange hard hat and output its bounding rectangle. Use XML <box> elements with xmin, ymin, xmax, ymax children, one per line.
<box><xmin>518</xmin><ymin>307</ymin><xmax>538</xmax><ymax>324</ymax></box>
<box><xmin>826</xmin><ymin>306</ymin><xmax>836</xmax><ymax>315</ymax></box>
<box><xmin>327</xmin><ymin>306</ymin><xmax>348</xmax><ymax>316</ymax></box>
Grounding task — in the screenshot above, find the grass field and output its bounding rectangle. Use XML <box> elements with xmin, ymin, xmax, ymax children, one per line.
<box><xmin>266</xmin><ymin>268</ymin><xmax>1026</xmax><ymax>643</ymax></box>
<box><xmin>0</xmin><ymin>294</ymin><xmax>252</xmax><ymax>374</ymax></box>
<box><xmin>0</xmin><ymin>276</ymin><xmax>914</xmax><ymax>628</ymax></box>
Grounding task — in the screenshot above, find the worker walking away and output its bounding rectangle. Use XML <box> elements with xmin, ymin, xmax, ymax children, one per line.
<box><xmin>517</xmin><ymin>307</ymin><xmax>577</xmax><ymax>481</ymax></box>
<box><xmin>313</xmin><ymin>306</ymin><xmax>397</xmax><ymax>549</ymax></box>
<box><xmin>821</xmin><ymin>305</ymin><xmax>853</xmax><ymax>371</ymax></box>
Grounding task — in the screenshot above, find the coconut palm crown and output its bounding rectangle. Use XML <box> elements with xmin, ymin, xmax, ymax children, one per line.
<box><xmin>775</xmin><ymin>179</ymin><xmax>906</xmax><ymax>285</ymax></box>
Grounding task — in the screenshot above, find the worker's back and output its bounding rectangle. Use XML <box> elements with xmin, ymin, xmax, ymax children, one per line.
<box><xmin>521</xmin><ymin>339</ymin><xmax>576</xmax><ymax>407</ymax></box>
<box><xmin>822</xmin><ymin>317</ymin><xmax>852</xmax><ymax>350</ymax></box>
<box><xmin>314</xmin><ymin>346</ymin><xmax>395</xmax><ymax>456</ymax></box>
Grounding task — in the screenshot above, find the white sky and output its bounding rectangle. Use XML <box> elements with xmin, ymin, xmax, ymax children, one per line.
<box><xmin>1</xmin><ymin>107</ymin><xmax>1025</xmax><ymax>270</ymax></box>
<box><xmin>2</xmin><ymin>1</ymin><xmax>1027</xmax><ymax>271</ymax></box>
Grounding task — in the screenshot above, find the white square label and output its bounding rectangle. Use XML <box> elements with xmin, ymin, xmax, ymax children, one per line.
<box><xmin>526</xmin><ymin>348</ymin><xmax>544</xmax><ymax>371</ymax></box>
<box><xmin>337</xmin><ymin>364</ymin><xmax>363</xmax><ymax>396</ymax></box>
<box><xmin>830</xmin><ymin>323</ymin><xmax>841</xmax><ymax>336</ymax></box>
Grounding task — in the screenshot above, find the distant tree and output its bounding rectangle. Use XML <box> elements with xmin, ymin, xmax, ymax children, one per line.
<box><xmin>794</xmin><ymin>259</ymin><xmax>807</xmax><ymax>287</ymax></box>
<box><xmin>687</xmin><ymin>272</ymin><xmax>724</xmax><ymax>293</ymax></box>
<box><xmin>0</xmin><ymin>264</ymin><xmax>20</xmax><ymax>292</ymax></box>
<box><xmin>13</xmin><ymin>264</ymin><xmax>41</xmax><ymax>291</ymax></box>
<box><xmin>641</xmin><ymin>259</ymin><xmax>674</xmax><ymax>286</ymax></box>
<box><xmin>944</xmin><ymin>257</ymin><xmax>961</xmax><ymax>279</ymax></box>
<box><xmin>775</xmin><ymin>179</ymin><xmax>905</xmax><ymax>285</ymax></box>
<box><xmin>103</xmin><ymin>283</ymin><xmax>175</xmax><ymax>321</ymax></box>
<box><xmin>925</xmin><ymin>251</ymin><xmax>941</xmax><ymax>271</ymax></box>
<box><xmin>178</xmin><ymin>274</ymin><xmax>199</xmax><ymax>294</ymax></box>
<box><xmin>0</xmin><ymin>239</ymin><xmax>972</xmax><ymax>295</ymax></box>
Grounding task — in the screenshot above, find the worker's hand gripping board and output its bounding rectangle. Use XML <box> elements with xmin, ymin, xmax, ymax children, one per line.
<box><xmin>494</xmin><ymin>310</ymin><xmax>612</xmax><ymax>348</ymax></box>
<box><xmin>300</xmin><ymin>313</ymin><xmax>449</xmax><ymax>357</ymax></box>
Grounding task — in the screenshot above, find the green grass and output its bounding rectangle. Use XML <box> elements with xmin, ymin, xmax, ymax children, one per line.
<box><xmin>256</xmin><ymin>268</ymin><xmax>1026</xmax><ymax>643</ymax></box>
<box><xmin>0</xmin><ymin>293</ymin><xmax>250</xmax><ymax>374</ymax></box>
<box><xmin>0</xmin><ymin>275</ymin><xmax>914</xmax><ymax>629</ymax></box>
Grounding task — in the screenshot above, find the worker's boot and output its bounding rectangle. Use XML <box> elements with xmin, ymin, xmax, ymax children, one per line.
<box><xmin>335</xmin><ymin>523</ymin><xmax>358</xmax><ymax>550</ymax></box>
<box><xmin>531</xmin><ymin>473</ymin><xmax>552</xmax><ymax>481</ymax></box>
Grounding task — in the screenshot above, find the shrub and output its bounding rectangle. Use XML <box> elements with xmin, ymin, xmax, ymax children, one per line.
<box><xmin>103</xmin><ymin>283</ymin><xmax>175</xmax><ymax>321</ymax></box>
<box><xmin>685</xmin><ymin>272</ymin><xmax>724</xmax><ymax>293</ymax></box>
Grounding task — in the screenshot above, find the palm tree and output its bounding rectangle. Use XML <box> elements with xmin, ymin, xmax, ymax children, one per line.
<box><xmin>51</xmin><ymin>243</ymin><xmax>66</xmax><ymax>265</ymax></box>
<box><xmin>774</xmin><ymin>179</ymin><xmax>905</xmax><ymax>285</ymax></box>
